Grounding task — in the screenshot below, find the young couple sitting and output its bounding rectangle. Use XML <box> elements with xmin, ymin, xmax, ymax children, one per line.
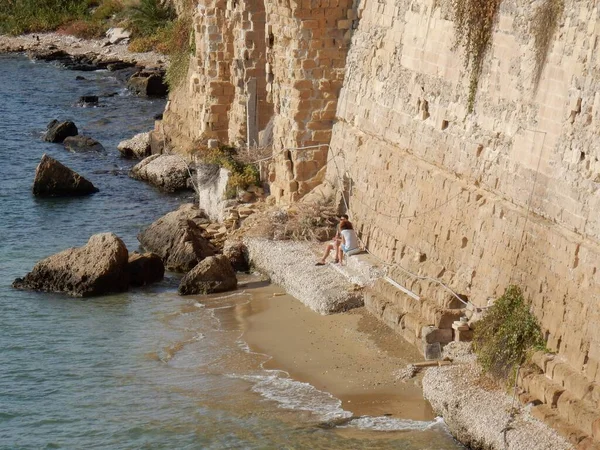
<box><xmin>315</xmin><ymin>215</ymin><xmax>360</xmax><ymax>266</ymax></box>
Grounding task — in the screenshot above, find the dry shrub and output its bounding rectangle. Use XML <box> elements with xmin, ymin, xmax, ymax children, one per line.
<box><xmin>238</xmin><ymin>205</ymin><xmax>338</xmax><ymax>242</ymax></box>
<box><xmin>58</xmin><ymin>19</ymin><xmax>106</xmax><ymax>38</ymax></box>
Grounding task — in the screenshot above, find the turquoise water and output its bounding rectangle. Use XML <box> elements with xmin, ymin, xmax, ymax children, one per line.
<box><xmin>0</xmin><ymin>54</ymin><xmax>464</xmax><ymax>449</ymax></box>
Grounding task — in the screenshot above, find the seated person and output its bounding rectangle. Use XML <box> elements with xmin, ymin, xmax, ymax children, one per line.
<box><xmin>315</xmin><ymin>214</ymin><xmax>349</xmax><ymax>266</ymax></box>
<box><xmin>336</xmin><ymin>220</ymin><xmax>360</xmax><ymax>264</ymax></box>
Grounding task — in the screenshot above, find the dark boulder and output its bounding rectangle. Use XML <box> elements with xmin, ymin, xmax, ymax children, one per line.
<box><xmin>127</xmin><ymin>252</ymin><xmax>164</xmax><ymax>287</ymax></box>
<box><xmin>63</xmin><ymin>135</ymin><xmax>105</xmax><ymax>152</ymax></box>
<box><xmin>127</xmin><ymin>70</ymin><xmax>168</xmax><ymax>97</ymax></box>
<box><xmin>12</xmin><ymin>233</ymin><xmax>129</xmax><ymax>297</ymax></box>
<box><xmin>44</xmin><ymin>120</ymin><xmax>78</xmax><ymax>143</ymax></box>
<box><xmin>78</xmin><ymin>95</ymin><xmax>99</xmax><ymax>106</ymax></box>
<box><xmin>138</xmin><ymin>204</ymin><xmax>215</xmax><ymax>272</ymax></box>
<box><xmin>33</xmin><ymin>154</ymin><xmax>99</xmax><ymax>196</ymax></box>
<box><xmin>223</xmin><ymin>239</ymin><xmax>249</xmax><ymax>272</ymax></box>
<box><xmin>178</xmin><ymin>255</ymin><xmax>237</xmax><ymax>295</ymax></box>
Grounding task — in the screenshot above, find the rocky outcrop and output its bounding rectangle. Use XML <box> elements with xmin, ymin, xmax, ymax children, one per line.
<box><xmin>127</xmin><ymin>252</ymin><xmax>164</xmax><ymax>287</ymax></box>
<box><xmin>127</xmin><ymin>69</ymin><xmax>167</xmax><ymax>97</ymax></box>
<box><xmin>223</xmin><ymin>239</ymin><xmax>249</xmax><ymax>272</ymax></box>
<box><xmin>117</xmin><ymin>132</ymin><xmax>151</xmax><ymax>159</ymax></box>
<box><xmin>422</xmin><ymin>359</ymin><xmax>572</xmax><ymax>450</ymax></box>
<box><xmin>33</xmin><ymin>154</ymin><xmax>99</xmax><ymax>196</ymax></box>
<box><xmin>129</xmin><ymin>154</ymin><xmax>190</xmax><ymax>192</ymax></box>
<box><xmin>178</xmin><ymin>255</ymin><xmax>237</xmax><ymax>295</ymax></box>
<box><xmin>63</xmin><ymin>135</ymin><xmax>105</xmax><ymax>152</ymax></box>
<box><xmin>12</xmin><ymin>233</ymin><xmax>129</xmax><ymax>297</ymax></box>
<box><xmin>44</xmin><ymin>119</ymin><xmax>78</xmax><ymax>143</ymax></box>
<box><xmin>137</xmin><ymin>204</ymin><xmax>215</xmax><ymax>272</ymax></box>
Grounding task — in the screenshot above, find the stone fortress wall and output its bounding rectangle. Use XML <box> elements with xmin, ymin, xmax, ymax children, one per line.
<box><xmin>165</xmin><ymin>0</ymin><xmax>600</xmax><ymax>444</ymax></box>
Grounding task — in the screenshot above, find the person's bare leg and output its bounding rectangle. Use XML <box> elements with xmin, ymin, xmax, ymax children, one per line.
<box><xmin>336</xmin><ymin>245</ymin><xmax>343</xmax><ymax>265</ymax></box>
<box><xmin>319</xmin><ymin>243</ymin><xmax>334</xmax><ymax>263</ymax></box>
<box><xmin>333</xmin><ymin>240</ymin><xmax>341</xmax><ymax>263</ymax></box>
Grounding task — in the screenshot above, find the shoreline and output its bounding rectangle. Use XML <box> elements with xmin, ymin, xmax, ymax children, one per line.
<box><xmin>0</xmin><ymin>32</ymin><xmax>166</xmax><ymax>69</ymax></box>
<box><xmin>239</xmin><ymin>287</ymin><xmax>434</xmax><ymax>420</ymax></box>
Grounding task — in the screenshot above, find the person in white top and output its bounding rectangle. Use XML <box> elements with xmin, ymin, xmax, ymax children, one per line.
<box><xmin>336</xmin><ymin>220</ymin><xmax>360</xmax><ymax>263</ymax></box>
<box><xmin>315</xmin><ymin>215</ymin><xmax>349</xmax><ymax>266</ymax></box>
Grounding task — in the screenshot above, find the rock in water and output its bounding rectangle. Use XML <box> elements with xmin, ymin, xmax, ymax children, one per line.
<box><xmin>63</xmin><ymin>135</ymin><xmax>105</xmax><ymax>152</ymax></box>
<box><xmin>33</xmin><ymin>154</ymin><xmax>99</xmax><ymax>196</ymax></box>
<box><xmin>178</xmin><ymin>255</ymin><xmax>237</xmax><ymax>295</ymax></box>
<box><xmin>127</xmin><ymin>252</ymin><xmax>164</xmax><ymax>287</ymax></box>
<box><xmin>44</xmin><ymin>119</ymin><xmax>78</xmax><ymax>143</ymax></box>
<box><xmin>117</xmin><ymin>132</ymin><xmax>151</xmax><ymax>159</ymax></box>
<box><xmin>127</xmin><ymin>70</ymin><xmax>168</xmax><ymax>97</ymax></box>
<box><xmin>12</xmin><ymin>233</ymin><xmax>129</xmax><ymax>297</ymax></box>
<box><xmin>129</xmin><ymin>154</ymin><xmax>190</xmax><ymax>192</ymax></box>
<box><xmin>138</xmin><ymin>204</ymin><xmax>215</xmax><ymax>272</ymax></box>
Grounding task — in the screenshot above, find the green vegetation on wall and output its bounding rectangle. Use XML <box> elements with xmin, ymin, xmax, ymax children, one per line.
<box><xmin>531</xmin><ymin>0</ymin><xmax>564</xmax><ymax>90</ymax></box>
<box><xmin>473</xmin><ymin>285</ymin><xmax>546</xmax><ymax>384</ymax></box>
<box><xmin>200</xmin><ymin>146</ymin><xmax>261</xmax><ymax>199</ymax></box>
<box><xmin>450</xmin><ymin>0</ymin><xmax>502</xmax><ymax>113</ymax></box>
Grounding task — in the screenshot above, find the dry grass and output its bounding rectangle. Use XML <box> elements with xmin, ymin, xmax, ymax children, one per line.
<box><xmin>236</xmin><ymin>204</ymin><xmax>339</xmax><ymax>242</ymax></box>
<box><xmin>531</xmin><ymin>0</ymin><xmax>563</xmax><ymax>91</ymax></box>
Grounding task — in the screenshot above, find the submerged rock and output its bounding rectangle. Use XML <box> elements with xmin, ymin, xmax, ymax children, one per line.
<box><xmin>129</xmin><ymin>154</ymin><xmax>190</xmax><ymax>192</ymax></box>
<box><xmin>33</xmin><ymin>154</ymin><xmax>99</xmax><ymax>196</ymax></box>
<box><xmin>44</xmin><ymin>119</ymin><xmax>78</xmax><ymax>143</ymax></box>
<box><xmin>12</xmin><ymin>233</ymin><xmax>129</xmax><ymax>297</ymax></box>
<box><xmin>117</xmin><ymin>132</ymin><xmax>151</xmax><ymax>159</ymax></box>
<box><xmin>178</xmin><ymin>255</ymin><xmax>237</xmax><ymax>295</ymax></box>
<box><xmin>127</xmin><ymin>252</ymin><xmax>164</xmax><ymax>287</ymax></box>
<box><xmin>77</xmin><ymin>95</ymin><xmax>99</xmax><ymax>106</ymax></box>
<box><xmin>63</xmin><ymin>135</ymin><xmax>105</xmax><ymax>153</ymax></box>
<box><xmin>138</xmin><ymin>204</ymin><xmax>215</xmax><ymax>272</ymax></box>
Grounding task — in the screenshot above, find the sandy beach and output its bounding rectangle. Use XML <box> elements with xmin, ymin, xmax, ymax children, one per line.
<box><xmin>232</xmin><ymin>280</ymin><xmax>435</xmax><ymax>421</ymax></box>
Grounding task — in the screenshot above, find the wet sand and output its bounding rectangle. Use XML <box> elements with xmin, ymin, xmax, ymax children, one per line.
<box><xmin>236</xmin><ymin>281</ymin><xmax>435</xmax><ymax>421</ymax></box>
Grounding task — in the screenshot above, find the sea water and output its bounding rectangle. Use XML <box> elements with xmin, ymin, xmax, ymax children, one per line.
<box><xmin>0</xmin><ymin>54</ymin><xmax>464</xmax><ymax>449</ymax></box>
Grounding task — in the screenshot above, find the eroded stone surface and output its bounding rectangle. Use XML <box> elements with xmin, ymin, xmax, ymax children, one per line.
<box><xmin>137</xmin><ymin>204</ymin><xmax>215</xmax><ymax>272</ymax></box>
<box><xmin>33</xmin><ymin>154</ymin><xmax>98</xmax><ymax>196</ymax></box>
<box><xmin>178</xmin><ymin>254</ymin><xmax>237</xmax><ymax>295</ymax></box>
<box><xmin>12</xmin><ymin>233</ymin><xmax>129</xmax><ymax>297</ymax></box>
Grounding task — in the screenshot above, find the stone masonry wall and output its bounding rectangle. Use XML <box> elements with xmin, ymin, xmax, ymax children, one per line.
<box><xmin>163</xmin><ymin>0</ymin><xmax>271</xmax><ymax>151</ymax></box>
<box><xmin>266</xmin><ymin>0</ymin><xmax>355</xmax><ymax>203</ymax></box>
<box><xmin>323</xmin><ymin>0</ymin><xmax>600</xmax><ymax>385</ymax></box>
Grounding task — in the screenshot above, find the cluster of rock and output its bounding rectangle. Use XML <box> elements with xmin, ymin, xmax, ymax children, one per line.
<box><xmin>12</xmin><ymin>233</ymin><xmax>163</xmax><ymax>297</ymax></box>
<box><xmin>12</xmin><ymin>201</ymin><xmax>265</xmax><ymax>298</ymax></box>
<box><xmin>28</xmin><ymin>47</ymin><xmax>136</xmax><ymax>72</ymax></box>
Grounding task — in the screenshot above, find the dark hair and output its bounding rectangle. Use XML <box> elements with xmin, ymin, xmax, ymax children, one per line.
<box><xmin>340</xmin><ymin>220</ymin><xmax>353</xmax><ymax>230</ymax></box>
<box><xmin>340</xmin><ymin>214</ymin><xmax>349</xmax><ymax>220</ymax></box>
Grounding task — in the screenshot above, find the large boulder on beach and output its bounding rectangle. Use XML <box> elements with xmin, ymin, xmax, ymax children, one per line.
<box><xmin>12</xmin><ymin>233</ymin><xmax>129</xmax><ymax>297</ymax></box>
<box><xmin>129</xmin><ymin>154</ymin><xmax>190</xmax><ymax>192</ymax></box>
<box><xmin>127</xmin><ymin>252</ymin><xmax>164</xmax><ymax>287</ymax></box>
<box><xmin>138</xmin><ymin>204</ymin><xmax>215</xmax><ymax>272</ymax></box>
<box><xmin>63</xmin><ymin>135</ymin><xmax>105</xmax><ymax>153</ymax></box>
<box><xmin>127</xmin><ymin>70</ymin><xmax>168</xmax><ymax>97</ymax></box>
<box><xmin>117</xmin><ymin>132</ymin><xmax>151</xmax><ymax>159</ymax></box>
<box><xmin>33</xmin><ymin>154</ymin><xmax>99</xmax><ymax>196</ymax></box>
<box><xmin>178</xmin><ymin>255</ymin><xmax>237</xmax><ymax>295</ymax></box>
<box><xmin>44</xmin><ymin>119</ymin><xmax>78</xmax><ymax>143</ymax></box>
